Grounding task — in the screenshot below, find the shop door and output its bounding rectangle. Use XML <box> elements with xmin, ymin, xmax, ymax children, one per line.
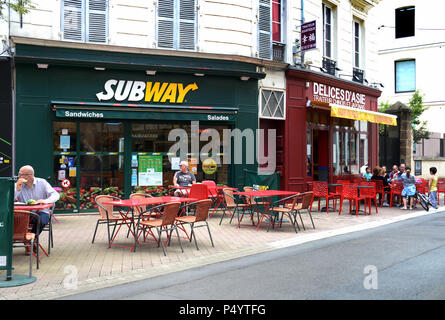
<box><xmin>312</xmin><ymin>129</ymin><xmax>329</xmax><ymax>181</ymax></box>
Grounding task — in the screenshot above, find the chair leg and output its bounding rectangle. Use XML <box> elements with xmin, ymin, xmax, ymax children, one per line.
<box><xmin>307</xmin><ymin>209</ymin><xmax>315</xmax><ymax>229</ymax></box>
<box><xmin>174</xmin><ymin>225</ymin><xmax>184</xmax><ymax>253</ymax></box>
<box><xmin>92</xmin><ymin>220</ymin><xmax>100</xmax><ymax>244</ymax></box>
<box><xmin>190</xmin><ymin>223</ymin><xmax>199</xmax><ymax>250</ymax></box>
<box><xmin>29</xmin><ymin>238</ymin><xmax>34</xmax><ymax>278</ymax></box>
<box><xmin>298</xmin><ymin>210</ymin><xmax>306</xmax><ymax>230</ymax></box>
<box><xmin>206</xmin><ymin>222</ymin><xmax>214</xmax><ymax>247</ymax></box>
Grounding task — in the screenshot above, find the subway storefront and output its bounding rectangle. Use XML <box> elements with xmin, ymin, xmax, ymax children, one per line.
<box><xmin>13</xmin><ymin>43</ymin><xmax>263</xmax><ymax>212</ymax></box>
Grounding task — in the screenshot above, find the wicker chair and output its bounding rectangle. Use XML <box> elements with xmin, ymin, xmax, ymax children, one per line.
<box><xmin>135</xmin><ymin>202</ymin><xmax>184</xmax><ymax>256</ymax></box>
<box><xmin>92</xmin><ymin>195</ymin><xmax>128</xmax><ymax>248</ymax></box>
<box><xmin>13</xmin><ymin>210</ymin><xmax>39</xmax><ymax>275</ymax></box>
<box><xmin>175</xmin><ymin>199</ymin><xmax>214</xmax><ymax>250</ymax></box>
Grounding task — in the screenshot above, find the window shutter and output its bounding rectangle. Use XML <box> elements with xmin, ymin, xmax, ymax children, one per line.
<box><xmin>63</xmin><ymin>0</ymin><xmax>84</xmax><ymax>41</ymax></box>
<box><xmin>179</xmin><ymin>0</ymin><xmax>196</xmax><ymax>50</ymax></box>
<box><xmin>258</xmin><ymin>0</ymin><xmax>272</xmax><ymax>59</ymax></box>
<box><xmin>158</xmin><ymin>0</ymin><xmax>175</xmax><ymax>48</ymax></box>
<box><xmin>87</xmin><ymin>0</ymin><xmax>108</xmax><ymax>43</ymax></box>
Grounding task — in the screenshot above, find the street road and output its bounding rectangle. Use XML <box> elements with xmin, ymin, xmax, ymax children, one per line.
<box><xmin>61</xmin><ymin>211</ymin><xmax>445</xmax><ymax>300</ymax></box>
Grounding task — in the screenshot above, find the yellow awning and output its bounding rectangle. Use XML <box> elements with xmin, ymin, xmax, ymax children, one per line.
<box><xmin>330</xmin><ymin>104</ymin><xmax>397</xmax><ymax>126</ymax></box>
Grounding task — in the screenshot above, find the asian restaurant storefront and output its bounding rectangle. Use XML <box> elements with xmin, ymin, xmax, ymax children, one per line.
<box><xmin>13</xmin><ymin>42</ymin><xmax>263</xmax><ymax>212</ymax></box>
<box><xmin>284</xmin><ymin>67</ymin><xmax>396</xmax><ymax>192</ymax></box>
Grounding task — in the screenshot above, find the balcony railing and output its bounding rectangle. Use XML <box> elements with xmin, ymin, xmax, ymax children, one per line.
<box><xmin>322</xmin><ymin>57</ymin><xmax>336</xmax><ymax>76</ymax></box>
<box><xmin>353</xmin><ymin>67</ymin><xmax>364</xmax><ymax>84</ymax></box>
<box><xmin>272</xmin><ymin>42</ymin><xmax>285</xmax><ymax>62</ymax></box>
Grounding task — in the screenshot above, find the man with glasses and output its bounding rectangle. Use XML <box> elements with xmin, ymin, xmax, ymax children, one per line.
<box><xmin>15</xmin><ymin>165</ymin><xmax>60</xmax><ymax>254</ymax></box>
<box><xmin>173</xmin><ymin>161</ymin><xmax>196</xmax><ymax>197</ymax></box>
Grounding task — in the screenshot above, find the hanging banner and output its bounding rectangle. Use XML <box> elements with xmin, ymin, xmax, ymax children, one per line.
<box><xmin>330</xmin><ymin>104</ymin><xmax>397</xmax><ymax>126</ymax></box>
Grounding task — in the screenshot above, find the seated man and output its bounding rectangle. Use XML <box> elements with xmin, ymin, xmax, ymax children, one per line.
<box><xmin>15</xmin><ymin>165</ymin><xmax>60</xmax><ymax>254</ymax></box>
<box><xmin>173</xmin><ymin>161</ymin><xmax>196</xmax><ymax>197</ymax></box>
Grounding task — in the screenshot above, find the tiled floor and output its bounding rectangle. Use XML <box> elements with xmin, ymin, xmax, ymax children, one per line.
<box><xmin>0</xmin><ymin>202</ymin><xmax>439</xmax><ymax>299</ymax></box>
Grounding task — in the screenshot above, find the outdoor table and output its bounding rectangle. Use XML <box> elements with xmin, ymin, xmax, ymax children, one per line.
<box><xmin>233</xmin><ymin>190</ymin><xmax>299</xmax><ymax>231</ymax></box>
<box><xmin>102</xmin><ymin>196</ymin><xmax>198</xmax><ymax>252</ymax></box>
<box><xmin>14</xmin><ymin>203</ymin><xmax>55</xmax><ymax>257</ymax></box>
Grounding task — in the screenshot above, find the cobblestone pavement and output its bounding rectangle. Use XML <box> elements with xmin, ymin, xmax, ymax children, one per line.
<box><xmin>0</xmin><ymin>202</ymin><xmax>441</xmax><ymax>300</ymax></box>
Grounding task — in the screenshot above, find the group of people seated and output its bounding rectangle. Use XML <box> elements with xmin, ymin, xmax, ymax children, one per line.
<box><xmin>360</xmin><ymin>163</ymin><xmax>439</xmax><ymax>210</ymax></box>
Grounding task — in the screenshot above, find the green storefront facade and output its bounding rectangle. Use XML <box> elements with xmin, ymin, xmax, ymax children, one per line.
<box><xmin>14</xmin><ymin>43</ymin><xmax>264</xmax><ymax>212</ymax></box>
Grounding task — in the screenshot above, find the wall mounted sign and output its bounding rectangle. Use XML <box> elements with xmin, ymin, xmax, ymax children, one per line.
<box><xmin>96</xmin><ymin>80</ymin><xmax>199</xmax><ymax>104</ymax></box>
<box><xmin>301</xmin><ymin>21</ymin><xmax>316</xmax><ymax>51</ymax></box>
<box><xmin>312</xmin><ymin>82</ymin><xmax>366</xmax><ymax>109</ymax></box>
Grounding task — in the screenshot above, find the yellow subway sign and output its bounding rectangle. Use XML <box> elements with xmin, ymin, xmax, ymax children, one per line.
<box><xmin>96</xmin><ymin>79</ymin><xmax>198</xmax><ymax>104</ymax></box>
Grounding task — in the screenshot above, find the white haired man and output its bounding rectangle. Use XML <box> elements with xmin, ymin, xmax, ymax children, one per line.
<box><xmin>173</xmin><ymin>161</ymin><xmax>196</xmax><ymax>197</ymax></box>
<box><xmin>15</xmin><ymin>165</ymin><xmax>60</xmax><ymax>254</ymax></box>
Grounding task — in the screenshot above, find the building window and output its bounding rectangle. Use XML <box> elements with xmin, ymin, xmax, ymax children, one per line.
<box><xmin>260</xmin><ymin>89</ymin><xmax>285</xmax><ymax>119</ymax></box>
<box><xmin>395</xmin><ymin>60</ymin><xmax>416</xmax><ymax>93</ymax></box>
<box><xmin>322</xmin><ymin>3</ymin><xmax>333</xmax><ymax>58</ymax></box>
<box><xmin>258</xmin><ymin>0</ymin><xmax>272</xmax><ymax>59</ymax></box>
<box><xmin>272</xmin><ymin>0</ymin><xmax>281</xmax><ymax>42</ymax></box>
<box><xmin>353</xmin><ymin>20</ymin><xmax>360</xmax><ymax>68</ymax></box>
<box><xmin>157</xmin><ymin>0</ymin><xmax>197</xmax><ymax>50</ymax></box>
<box><xmin>395</xmin><ymin>6</ymin><xmax>415</xmax><ymax>38</ymax></box>
<box><xmin>414</xmin><ymin>160</ymin><xmax>422</xmax><ymax>176</ymax></box>
<box><xmin>62</xmin><ymin>0</ymin><xmax>108</xmax><ymax>43</ymax></box>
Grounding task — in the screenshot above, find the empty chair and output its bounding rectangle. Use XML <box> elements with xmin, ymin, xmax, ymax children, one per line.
<box><xmin>136</xmin><ymin>202</ymin><xmax>184</xmax><ymax>256</ymax></box>
<box><xmin>40</xmin><ymin>205</ymin><xmax>55</xmax><ymax>255</ymax></box>
<box><xmin>175</xmin><ymin>199</ymin><xmax>214</xmax><ymax>250</ymax></box>
<box><xmin>189</xmin><ymin>184</ymin><xmax>209</xmax><ymax>201</ymax></box>
<box><xmin>338</xmin><ymin>184</ymin><xmax>367</xmax><ymax>216</ymax></box>
<box><xmin>270</xmin><ymin>193</ymin><xmax>299</xmax><ymax>233</ymax></box>
<box><xmin>310</xmin><ymin>181</ymin><xmax>336</xmax><ymax>214</ymax></box>
<box><xmin>286</xmin><ymin>191</ymin><xmax>315</xmax><ymax>230</ymax></box>
<box><xmin>92</xmin><ymin>195</ymin><xmax>128</xmax><ymax>248</ymax></box>
<box><xmin>222</xmin><ymin>188</ymin><xmax>251</xmax><ymax>226</ymax></box>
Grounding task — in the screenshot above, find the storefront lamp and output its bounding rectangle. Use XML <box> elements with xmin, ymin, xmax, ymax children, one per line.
<box><xmin>94</xmin><ymin>67</ymin><xmax>106</xmax><ymax>71</ymax></box>
<box><xmin>240</xmin><ymin>76</ymin><xmax>250</xmax><ymax>81</ymax></box>
<box><xmin>194</xmin><ymin>73</ymin><xmax>205</xmax><ymax>77</ymax></box>
<box><xmin>145</xmin><ymin>70</ymin><xmax>156</xmax><ymax>75</ymax></box>
<box><xmin>37</xmin><ymin>64</ymin><xmax>48</xmax><ymax>69</ymax></box>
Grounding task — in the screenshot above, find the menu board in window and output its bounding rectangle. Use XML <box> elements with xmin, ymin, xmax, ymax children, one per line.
<box><xmin>138</xmin><ymin>155</ymin><xmax>163</xmax><ymax>186</ymax></box>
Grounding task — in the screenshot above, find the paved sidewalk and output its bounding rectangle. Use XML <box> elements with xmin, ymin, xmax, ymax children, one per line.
<box><xmin>0</xmin><ymin>202</ymin><xmax>442</xmax><ymax>300</ymax></box>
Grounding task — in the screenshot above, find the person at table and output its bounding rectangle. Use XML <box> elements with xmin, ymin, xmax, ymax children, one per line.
<box><xmin>173</xmin><ymin>161</ymin><xmax>196</xmax><ymax>197</ymax></box>
<box><xmin>371</xmin><ymin>166</ymin><xmax>390</xmax><ymax>207</ymax></box>
<box><xmin>363</xmin><ymin>167</ymin><xmax>372</xmax><ymax>181</ymax></box>
<box><xmin>398</xmin><ymin>166</ymin><xmax>416</xmax><ymax>210</ymax></box>
<box><xmin>15</xmin><ymin>165</ymin><xmax>60</xmax><ymax>254</ymax></box>
<box><xmin>389</xmin><ymin>165</ymin><xmax>399</xmax><ymax>181</ymax></box>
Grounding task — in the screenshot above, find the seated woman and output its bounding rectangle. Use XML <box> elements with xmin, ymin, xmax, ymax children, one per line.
<box><xmin>398</xmin><ymin>167</ymin><xmax>416</xmax><ymax>210</ymax></box>
<box><xmin>371</xmin><ymin>166</ymin><xmax>390</xmax><ymax>207</ymax></box>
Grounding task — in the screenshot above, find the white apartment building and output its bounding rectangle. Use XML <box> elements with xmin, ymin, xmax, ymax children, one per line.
<box><xmin>374</xmin><ymin>0</ymin><xmax>445</xmax><ymax>176</ymax></box>
<box><xmin>0</xmin><ymin>0</ymin><xmax>387</xmax><ymax>203</ymax></box>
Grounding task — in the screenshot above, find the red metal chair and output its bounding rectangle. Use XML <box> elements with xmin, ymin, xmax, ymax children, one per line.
<box><xmin>310</xmin><ymin>181</ymin><xmax>336</xmax><ymax>214</ymax></box>
<box><xmin>360</xmin><ymin>181</ymin><xmax>378</xmax><ymax>214</ymax></box>
<box><xmin>189</xmin><ymin>184</ymin><xmax>209</xmax><ymax>201</ymax></box>
<box><xmin>389</xmin><ymin>181</ymin><xmax>404</xmax><ymax>207</ymax></box>
<box><xmin>202</xmin><ymin>180</ymin><xmax>224</xmax><ymax>217</ymax></box>
<box><xmin>338</xmin><ymin>184</ymin><xmax>368</xmax><ymax>216</ymax></box>
<box><xmin>373</xmin><ymin>180</ymin><xmax>390</xmax><ymax>207</ymax></box>
<box><xmin>437</xmin><ymin>183</ymin><xmax>445</xmax><ymax>206</ymax></box>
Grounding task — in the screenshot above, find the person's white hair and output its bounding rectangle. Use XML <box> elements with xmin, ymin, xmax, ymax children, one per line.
<box><xmin>179</xmin><ymin>161</ymin><xmax>188</xmax><ymax>167</ymax></box>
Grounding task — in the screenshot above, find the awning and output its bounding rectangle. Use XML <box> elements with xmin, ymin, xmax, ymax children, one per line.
<box><xmin>330</xmin><ymin>104</ymin><xmax>397</xmax><ymax>126</ymax></box>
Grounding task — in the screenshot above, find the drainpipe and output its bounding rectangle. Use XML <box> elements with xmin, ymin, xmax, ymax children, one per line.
<box><xmin>300</xmin><ymin>0</ymin><xmax>305</xmax><ymax>68</ymax></box>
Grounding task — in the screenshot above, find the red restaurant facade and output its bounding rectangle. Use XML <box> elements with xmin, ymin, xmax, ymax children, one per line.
<box><xmin>275</xmin><ymin>67</ymin><xmax>383</xmax><ymax>192</ymax></box>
